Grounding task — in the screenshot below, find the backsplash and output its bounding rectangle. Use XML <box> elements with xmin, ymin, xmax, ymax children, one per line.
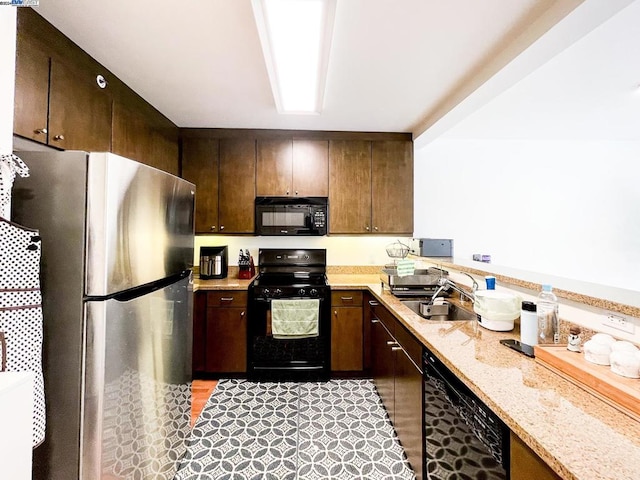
<box><xmin>194</xmin><ymin>235</ymin><xmax>412</xmax><ymax>268</ymax></box>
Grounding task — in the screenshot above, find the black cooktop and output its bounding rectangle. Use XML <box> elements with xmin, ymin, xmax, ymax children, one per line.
<box><xmin>251</xmin><ymin>273</ymin><xmax>328</xmax><ymax>288</ymax></box>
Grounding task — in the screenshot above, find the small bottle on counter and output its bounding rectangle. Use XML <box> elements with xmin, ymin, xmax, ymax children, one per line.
<box><xmin>520</xmin><ymin>301</ymin><xmax>538</xmax><ymax>346</ymax></box>
<box><xmin>537</xmin><ymin>285</ymin><xmax>559</xmax><ymax>344</ymax></box>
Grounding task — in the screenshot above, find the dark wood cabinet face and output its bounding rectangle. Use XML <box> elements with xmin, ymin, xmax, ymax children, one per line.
<box><xmin>14</xmin><ymin>9</ymin><xmax>180</xmax><ymax>175</ymax></box>
<box><xmin>256</xmin><ymin>138</ymin><xmax>293</xmax><ymax>196</ymax></box>
<box><xmin>218</xmin><ymin>138</ymin><xmax>256</xmax><ymax>234</ymax></box>
<box><xmin>329</xmin><ymin>140</ymin><xmax>372</xmax><ymax>233</ymax></box>
<box><xmin>371</xmin><ymin>315</ymin><xmax>395</xmax><ymax>415</ymax></box>
<box><xmin>205</xmin><ymin>306</ymin><xmax>247</xmax><ymax>373</ymax></box>
<box><xmin>292</xmin><ymin>139</ymin><xmax>329</xmax><ymax>197</ymax></box>
<box><xmin>331</xmin><ymin>291</ymin><xmax>364</xmax><ymax>372</ymax></box>
<box><xmin>13</xmin><ymin>35</ymin><xmax>50</xmax><ymax>143</ymax></box>
<box><xmin>48</xmin><ymin>59</ymin><xmax>112</xmax><ymax>152</ymax></box>
<box><xmin>257</xmin><ymin>138</ymin><xmax>329</xmax><ymax>197</ymax></box>
<box><xmin>371</xmin><ymin>140</ymin><xmax>414</xmax><ymax>234</ymax></box>
<box><xmin>201</xmin><ymin>292</ymin><xmax>248</xmax><ymax>374</ymax></box>
<box><xmin>182</xmin><ymin>138</ymin><xmax>220</xmax><ymax>233</ymax></box>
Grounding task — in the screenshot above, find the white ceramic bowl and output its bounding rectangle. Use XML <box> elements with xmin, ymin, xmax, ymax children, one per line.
<box><xmin>583</xmin><ymin>339</ymin><xmax>612</xmax><ymax>365</ymax></box>
<box><xmin>610</xmin><ymin>350</ymin><xmax>640</xmax><ymax>378</ymax></box>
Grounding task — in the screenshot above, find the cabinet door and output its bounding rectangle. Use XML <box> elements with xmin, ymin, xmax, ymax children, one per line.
<box><xmin>111</xmin><ymin>100</ymin><xmax>149</xmax><ymax>165</ymax></box>
<box><xmin>182</xmin><ymin>137</ymin><xmax>219</xmax><ymax>234</ymax></box>
<box><xmin>394</xmin><ymin>344</ymin><xmax>423</xmax><ymax>480</ymax></box>
<box><xmin>205</xmin><ymin>307</ymin><xmax>247</xmax><ymax>373</ymax></box>
<box><xmin>218</xmin><ymin>138</ymin><xmax>256</xmax><ymax>233</ymax></box>
<box><xmin>48</xmin><ymin>59</ymin><xmax>112</xmax><ymax>151</ymax></box>
<box><xmin>256</xmin><ymin>138</ymin><xmax>292</xmax><ymax>196</ymax></box>
<box><xmin>371</xmin><ymin>316</ymin><xmax>395</xmax><ymax>419</ymax></box>
<box><xmin>511</xmin><ymin>432</ymin><xmax>561</xmax><ymax>480</ymax></box>
<box><xmin>329</xmin><ymin>140</ymin><xmax>372</xmax><ymax>233</ymax></box>
<box><xmin>331</xmin><ymin>306</ymin><xmax>363</xmax><ymax>372</ymax></box>
<box><xmin>371</xmin><ymin>140</ymin><xmax>413</xmax><ymax>234</ymax></box>
<box><xmin>13</xmin><ymin>35</ymin><xmax>50</xmax><ymax>143</ymax></box>
<box><xmin>292</xmin><ymin>139</ymin><xmax>329</xmax><ymax>196</ymax></box>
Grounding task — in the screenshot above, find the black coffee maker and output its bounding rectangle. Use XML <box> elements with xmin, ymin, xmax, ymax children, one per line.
<box><xmin>199</xmin><ymin>246</ymin><xmax>228</xmax><ymax>279</ymax></box>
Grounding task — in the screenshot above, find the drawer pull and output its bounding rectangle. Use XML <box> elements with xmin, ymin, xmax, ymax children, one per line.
<box><xmin>368</xmin><ymin>300</ymin><xmax>379</xmax><ymax>306</ymax></box>
<box><xmin>340</xmin><ymin>296</ymin><xmax>353</xmax><ymax>301</ymax></box>
<box><xmin>386</xmin><ymin>341</ymin><xmax>399</xmax><ymax>346</ymax></box>
<box><xmin>240</xmin><ymin>311</ymin><xmax>245</xmax><ymax>318</ymax></box>
<box><xmin>391</xmin><ymin>346</ymin><xmax>403</xmax><ymax>351</ymax></box>
<box><xmin>371</xmin><ymin>318</ymin><xmax>380</xmax><ymax>324</ymax></box>
<box><xmin>220</xmin><ymin>297</ymin><xmax>234</xmax><ymax>302</ymax></box>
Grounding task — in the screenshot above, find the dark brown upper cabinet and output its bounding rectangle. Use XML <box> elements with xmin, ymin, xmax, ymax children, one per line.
<box><xmin>257</xmin><ymin>138</ymin><xmax>328</xmax><ymax>197</ymax></box>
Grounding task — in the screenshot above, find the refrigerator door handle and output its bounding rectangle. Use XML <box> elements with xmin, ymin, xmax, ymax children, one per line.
<box><xmin>85</xmin><ymin>270</ymin><xmax>191</xmax><ymax>303</ymax></box>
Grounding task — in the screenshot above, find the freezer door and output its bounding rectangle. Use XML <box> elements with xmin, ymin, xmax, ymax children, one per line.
<box><xmin>81</xmin><ymin>274</ymin><xmax>192</xmax><ymax>480</ymax></box>
<box><xmin>86</xmin><ymin>152</ymin><xmax>195</xmax><ymax>296</ymax></box>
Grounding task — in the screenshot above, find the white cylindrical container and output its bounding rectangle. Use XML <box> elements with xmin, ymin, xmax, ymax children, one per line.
<box><xmin>520</xmin><ymin>301</ymin><xmax>538</xmax><ymax>346</ymax></box>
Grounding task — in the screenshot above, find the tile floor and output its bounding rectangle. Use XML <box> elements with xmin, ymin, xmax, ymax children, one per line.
<box><xmin>176</xmin><ymin>379</ymin><xmax>416</xmax><ymax>480</ymax></box>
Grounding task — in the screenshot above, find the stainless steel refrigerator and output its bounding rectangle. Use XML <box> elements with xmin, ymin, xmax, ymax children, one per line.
<box><xmin>11</xmin><ymin>151</ymin><xmax>195</xmax><ymax>480</ymax></box>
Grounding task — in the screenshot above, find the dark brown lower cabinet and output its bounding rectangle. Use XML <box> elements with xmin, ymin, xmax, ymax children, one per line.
<box><xmin>511</xmin><ymin>432</ymin><xmax>561</xmax><ymax>480</ymax></box>
<box><xmin>370</xmin><ymin>300</ymin><xmax>423</xmax><ymax>480</ymax></box>
<box><xmin>198</xmin><ymin>291</ymin><xmax>247</xmax><ymax>375</ymax></box>
<box><xmin>331</xmin><ymin>291</ymin><xmax>364</xmax><ymax>373</ymax></box>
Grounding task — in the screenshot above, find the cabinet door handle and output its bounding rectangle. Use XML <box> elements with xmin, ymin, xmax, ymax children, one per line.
<box><xmin>286</xmin><ymin>190</ymin><xmax>290</xmax><ymax>195</ymax></box>
<box><xmin>368</xmin><ymin>300</ymin><xmax>379</xmax><ymax>306</ymax></box>
<box><xmin>53</xmin><ymin>134</ymin><xmax>65</xmax><ymax>141</ymax></box>
<box><xmin>371</xmin><ymin>318</ymin><xmax>380</xmax><ymax>324</ymax></box>
<box><xmin>386</xmin><ymin>341</ymin><xmax>399</xmax><ymax>346</ymax></box>
<box><xmin>295</xmin><ymin>191</ymin><xmax>298</xmax><ymax>195</ymax></box>
<box><xmin>373</xmin><ymin>226</ymin><xmax>379</xmax><ymax>231</ymax></box>
<box><xmin>365</xmin><ymin>226</ymin><xmax>370</xmax><ymax>231</ymax></box>
<box><xmin>210</xmin><ymin>225</ymin><xmax>216</xmax><ymax>231</ymax></box>
<box><xmin>220</xmin><ymin>225</ymin><xmax>225</xmax><ymax>230</ymax></box>
<box><xmin>240</xmin><ymin>311</ymin><xmax>245</xmax><ymax>318</ymax></box>
<box><xmin>34</xmin><ymin>128</ymin><xmax>47</xmax><ymax>135</ymax></box>
<box><xmin>391</xmin><ymin>346</ymin><xmax>403</xmax><ymax>351</ymax></box>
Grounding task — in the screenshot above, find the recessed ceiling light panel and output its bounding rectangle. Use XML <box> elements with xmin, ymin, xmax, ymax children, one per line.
<box><xmin>252</xmin><ymin>0</ymin><xmax>336</xmax><ymax>114</ymax></box>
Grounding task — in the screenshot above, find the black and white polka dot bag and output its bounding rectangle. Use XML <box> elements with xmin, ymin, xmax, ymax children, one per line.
<box><xmin>0</xmin><ymin>217</ymin><xmax>45</xmax><ymax>447</ymax></box>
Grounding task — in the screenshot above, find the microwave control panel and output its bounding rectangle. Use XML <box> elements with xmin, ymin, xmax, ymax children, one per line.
<box><xmin>312</xmin><ymin>209</ymin><xmax>326</xmax><ymax>228</ymax></box>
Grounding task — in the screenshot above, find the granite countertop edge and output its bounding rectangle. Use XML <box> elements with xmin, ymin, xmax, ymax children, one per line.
<box><xmin>194</xmin><ymin>273</ymin><xmax>640</xmax><ymax>480</ymax></box>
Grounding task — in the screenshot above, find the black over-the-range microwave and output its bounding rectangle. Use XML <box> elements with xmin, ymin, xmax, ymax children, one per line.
<box><xmin>255</xmin><ymin>196</ymin><xmax>328</xmax><ymax>236</ymax></box>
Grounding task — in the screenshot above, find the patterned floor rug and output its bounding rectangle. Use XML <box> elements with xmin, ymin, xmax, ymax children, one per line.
<box><xmin>175</xmin><ymin>379</ymin><xmax>416</xmax><ymax>480</ymax></box>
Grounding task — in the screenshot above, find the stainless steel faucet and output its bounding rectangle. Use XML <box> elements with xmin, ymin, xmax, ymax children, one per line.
<box><xmin>429</xmin><ymin>273</ymin><xmax>477</xmax><ymax>305</ymax></box>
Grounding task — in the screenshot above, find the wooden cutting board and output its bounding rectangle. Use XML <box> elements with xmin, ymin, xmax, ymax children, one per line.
<box><xmin>534</xmin><ymin>345</ymin><xmax>640</xmax><ymax>422</ymax></box>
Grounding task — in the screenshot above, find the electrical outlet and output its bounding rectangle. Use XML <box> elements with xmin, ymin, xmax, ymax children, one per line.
<box><xmin>602</xmin><ymin>314</ymin><xmax>635</xmax><ymax>334</ymax></box>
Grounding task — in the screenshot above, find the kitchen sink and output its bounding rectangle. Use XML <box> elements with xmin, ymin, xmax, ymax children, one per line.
<box><xmin>400</xmin><ymin>299</ymin><xmax>477</xmax><ymax>321</ymax></box>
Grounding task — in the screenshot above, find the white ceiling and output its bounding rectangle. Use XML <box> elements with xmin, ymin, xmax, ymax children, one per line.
<box><xmin>30</xmin><ymin>0</ymin><xmax>635</xmax><ymax>141</ymax></box>
<box><xmin>441</xmin><ymin>0</ymin><xmax>640</xmax><ymax>141</ymax></box>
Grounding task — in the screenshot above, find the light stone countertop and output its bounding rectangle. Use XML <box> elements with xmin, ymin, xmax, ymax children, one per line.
<box><xmin>194</xmin><ymin>273</ymin><xmax>640</xmax><ymax>480</ymax></box>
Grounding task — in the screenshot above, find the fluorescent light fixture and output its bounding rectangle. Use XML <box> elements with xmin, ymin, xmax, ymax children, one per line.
<box><xmin>252</xmin><ymin>0</ymin><xmax>336</xmax><ymax>114</ymax></box>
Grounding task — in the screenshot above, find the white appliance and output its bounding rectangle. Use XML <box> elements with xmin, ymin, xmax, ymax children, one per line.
<box><xmin>12</xmin><ymin>151</ymin><xmax>195</xmax><ymax>480</ymax></box>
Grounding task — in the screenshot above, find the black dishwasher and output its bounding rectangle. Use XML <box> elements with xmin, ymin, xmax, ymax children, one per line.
<box><xmin>423</xmin><ymin>348</ymin><xmax>510</xmax><ymax>479</ymax></box>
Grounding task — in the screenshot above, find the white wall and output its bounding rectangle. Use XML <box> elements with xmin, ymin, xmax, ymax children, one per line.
<box><xmin>195</xmin><ymin>235</ymin><xmax>412</xmax><ymax>267</ymax></box>
<box><xmin>414</xmin><ymin>138</ymin><xmax>640</xmax><ymax>292</ymax></box>
<box><xmin>0</xmin><ymin>8</ymin><xmax>16</xmax><ymax>153</ymax></box>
